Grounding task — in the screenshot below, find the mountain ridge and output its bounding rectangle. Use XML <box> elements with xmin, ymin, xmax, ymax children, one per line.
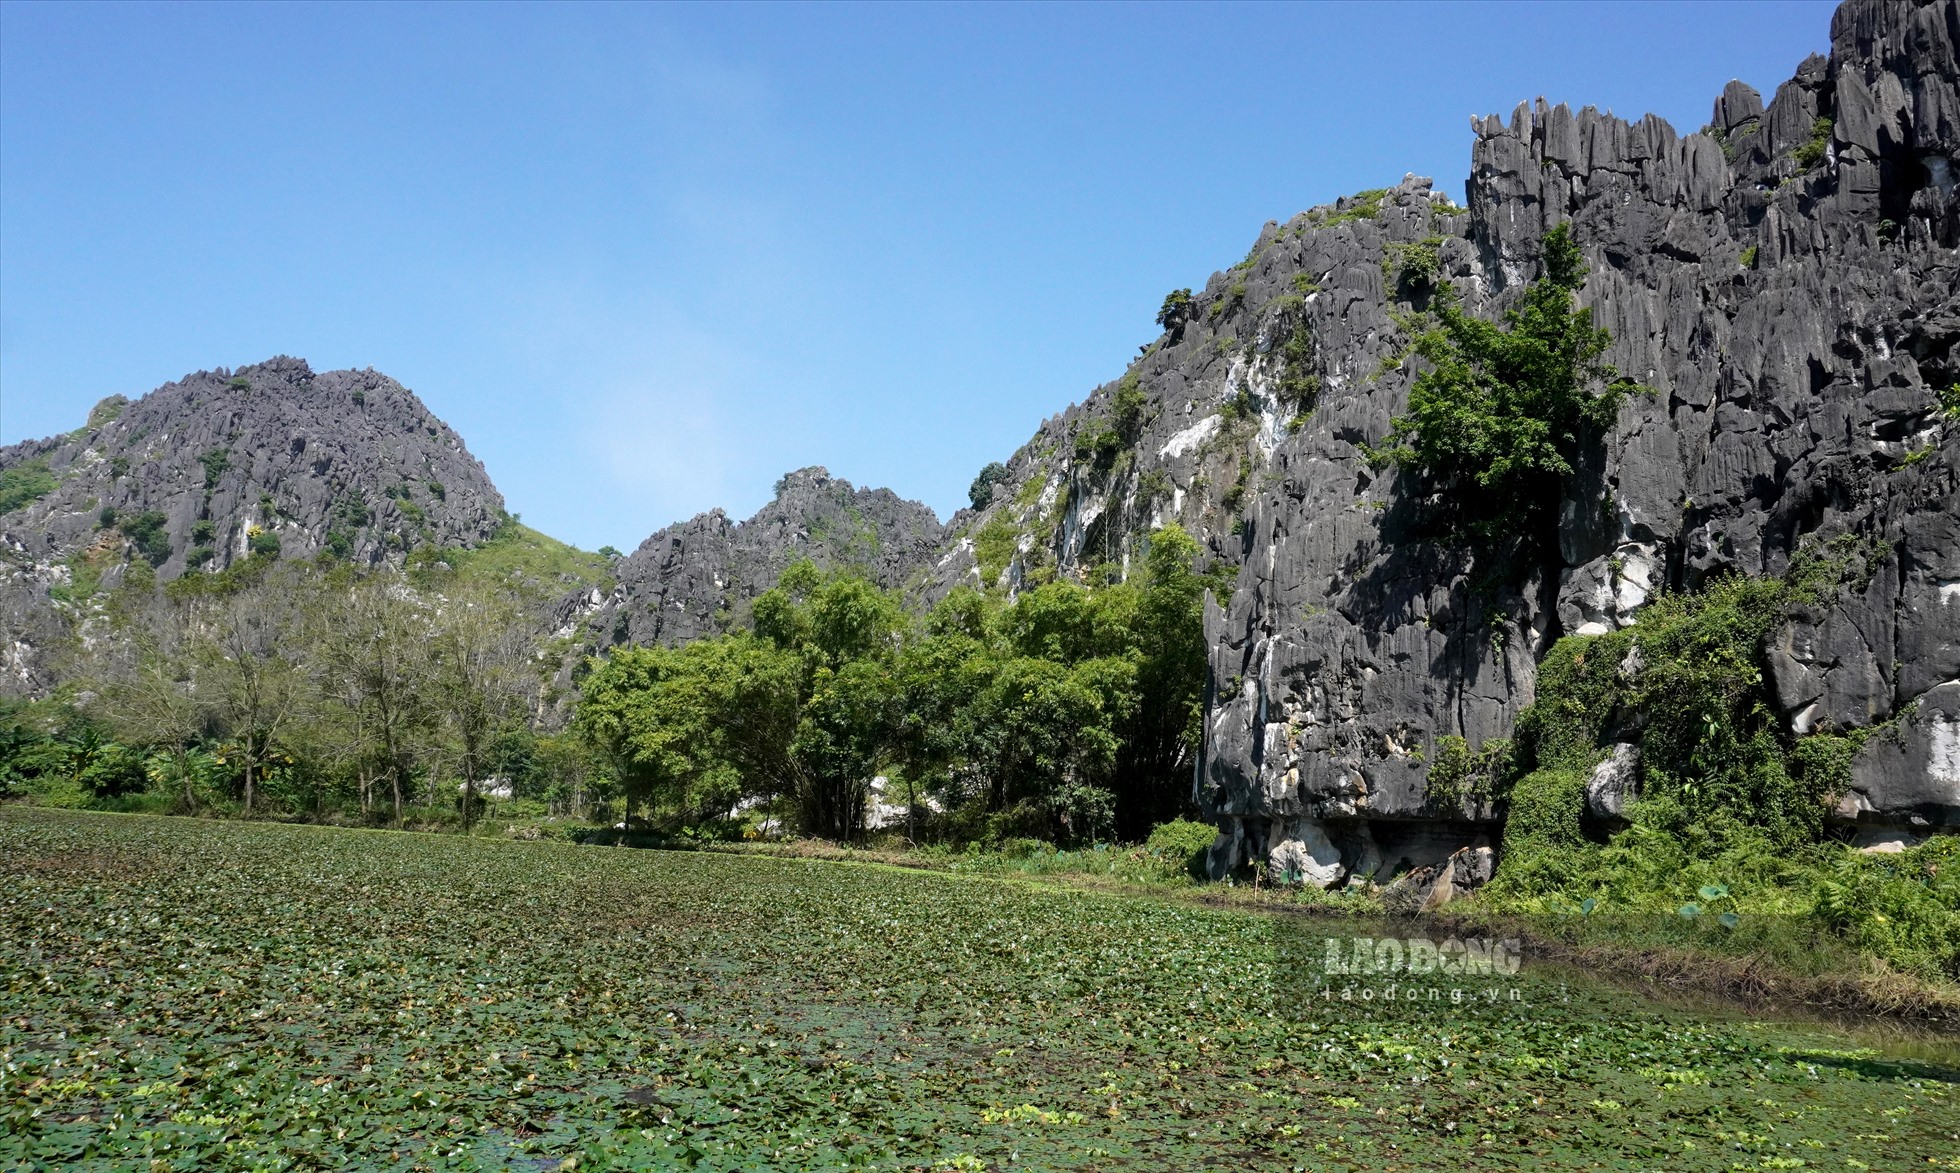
<box><xmin>3</xmin><ymin>0</ymin><xmax>1952</xmax><ymax>871</ymax></box>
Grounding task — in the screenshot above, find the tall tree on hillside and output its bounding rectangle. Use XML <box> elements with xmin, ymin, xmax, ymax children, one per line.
<box><xmin>85</xmin><ymin>593</ymin><xmax>208</xmax><ymax>811</ymax></box>
<box><xmin>316</xmin><ymin>575</ymin><xmax>438</xmax><ymax>825</ymax></box>
<box><xmin>1111</xmin><ymin>524</ymin><xmax>1210</xmax><ymax>838</ymax></box>
<box><xmin>427</xmin><ymin>585</ymin><xmax>532</xmax><ymax>832</ymax></box>
<box><xmin>175</xmin><ymin>562</ymin><xmax>315</xmax><ymax>813</ymax></box>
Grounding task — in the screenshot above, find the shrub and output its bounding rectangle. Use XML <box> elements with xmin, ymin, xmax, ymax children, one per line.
<box><xmin>1145</xmin><ymin>817</ymin><xmax>1217</xmax><ymax>876</ymax></box>
<box><xmin>974</xmin><ymin>516</ymin><xmax>1021</xmax><ymax>585</ymax></box>
<box><xmin>1155</xmin><ymin>289</ymin><xmax>1194</xmax><ymax>335</ymax></box>
<box><xmin>968</xmin><ymin>461</ymin><xmax>1010</xmax><ymax>510</ymax></box>
<box><xmin>1792</xmin><ymin>116</ymin><xmax>1833</xmax><ymax>168</ymax></box>
<box><xmin>0</xmin><ymin>460</ymin><xmax>57</xmax><ymax>516</ymax></box>
<box><xmin>86</xmin><ymin>395</ymin><xmax>129</xmax><ymax>427</ymax></box>
<box><xmin>119</xmin><ymin>511</ymin><xmax>172</xmax><ymax>565</ymax></box>
<box><xmin>198</xmin><ymin>449</ymin><xmax>230</xmax><ymax>489</ymax></box>
<box><xmin>1382</xmin><ymin>234</ymin><xmax>1445</xmax><ymax>293</ymax></box>
<box><xmin>1372</xmin><ymin>224</ymin><xmax>1642</xmax><ymax>548</ymax></box>
<box><xmin>190</xmin><ymin>519</ymin><xmax>215</xmax><ymax>544</ymax></box>
<box><xmin>1111</xmin><ymin>374</ymin><xmax>1149</xmax><ymax>444</ymax></box>
<box><xmin>1812</xmin><ymin>836</ymin><xmax>1960</xmax><ymax>981</ymax></box>
<box><xmin>1310</xmin><ymin>187</ymin><xmax>1390</xmax><ymax>226</ymax></box>
<box><xmin>1208</xmin><ymin>283</ymin><xmax>1247</xmax><ymax>322</ymax></box>
<box><xmin>248</xmin><ymin>529</ymin><xmax>282</xmax><ymax>558</ymax></box>
<box><xmin>1427</xmin><ymin>735</ymin><xmax>1511</xmax><ymax>811</ymax></box>
<box><xmin>1274</xmin><ymin>314</ymin><xmax>1320</xmax><ymax>416</ymax></box>
<box><xmin>1739</xmin><ymin>245</ymin><xmax>1758</xmax><ymax>268</ymax></box>
<box><xmin>1073</xmin><ymin>423</ymin><xmax>1124</xmax><ymax>470</ymax></box>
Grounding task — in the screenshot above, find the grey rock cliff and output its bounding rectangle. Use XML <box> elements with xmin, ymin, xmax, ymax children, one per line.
<box><xmin>1198</xmin><ymin>0</ymin><xmax>1959</xmax><ymax>879</ymax></box>
<box><xmin>564</xmin><ymin>467</ymin><xmax>944</xmax><ymax>652</ymax></box>
<box><xmin>0</xmin><ymin>356</ymin><xmax>506</xmax><ymax>691</ymax></box>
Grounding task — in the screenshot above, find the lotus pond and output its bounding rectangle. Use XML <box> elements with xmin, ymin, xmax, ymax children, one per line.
<box><xmin>2</xmin><ymin>808</ymin><xmax>1954</xmax><ymax>1171</ymax></box>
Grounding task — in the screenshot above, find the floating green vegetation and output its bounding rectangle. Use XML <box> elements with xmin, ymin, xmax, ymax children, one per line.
<box><xmin>1</xmin><ymin>808</ymin><xmax>1953</xmax><ymax>1172</ymax></box>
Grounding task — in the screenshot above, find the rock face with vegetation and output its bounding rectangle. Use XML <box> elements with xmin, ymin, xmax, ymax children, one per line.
<box><xmin>0</xmin><ymin>356</ymin><xmax>506</xmax><ymax>691</ymax></box>
<box><xmin>1190</xmin><ymin>0</ymin><xmax>1960</xmax><ymax>882</ymax></box>
<box><xmin>562</xmin><ymin>466</ymin><xmax>945</xmax><ymax>651</ymax></box>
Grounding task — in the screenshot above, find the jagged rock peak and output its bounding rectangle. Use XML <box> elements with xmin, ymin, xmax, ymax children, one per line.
<box><xmin>0</xmin><ymin>357</ymin><xmax>508</xmax><ymax>691</ymax></box>
<box><xmin>1198</xmin><ymin>0</ymin><xmax>1959</xmax><ymax>880</ymax></box>
<box><xmin>567</xmin><ymin>465</ymin><xmax>944</xmax><ymax>652</ymax></box>
<box><xmin>1</xmin><ymin>356</ymin><xmax>505</xmax><ymax>576</ymax></box>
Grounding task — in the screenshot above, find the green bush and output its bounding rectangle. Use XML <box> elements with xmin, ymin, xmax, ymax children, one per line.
<box><xmin>998</xmin><ymin>836</ymin><xmax>1054</xmax><ymax>860</ymax></box>
<box><xmin>1073</xmin><ymin>423</ymin><xmax>1124</xmax><ymax>470</ymax></box>
<box><xmin>1427</xmin><ymin>735</ymin><xmax>1510</xmax><ymax>811</ymax></box>
<box><xmin>1311</xmin><ymin>187</ymin><xmax>1389</xmax><ymax>226</ymax></box>
<box><xmin>1372</xmin><ymin>224</ymin><xmax>1642</xmax><ymax>548</ymax></box>
<box><xmin>1382</xmin><ymin>234</ymin><xmax>1445</xmax><ymax>292</ymax></box>
<box><xmin>1112</xmin><ymin>374</ymin><xmax>1149</xmax><ymax>444</ymax></box>
<box><xmin>0</xmin><ymin>460</ymin><xmax>57</xmax><ymax>516</ymax></box>
<box><xmin>1145</xmin><ymin>817</ymin><xmax>1217</xmax><ymax>877</ymax></box>
<box><xmin>119</xmin><ymin>511</ymin><xmax>172</xmax><ymax>566</ymax></box>
<box><xmin>248</xmin><ymin>530</ymin><xmax>282</xmax><ymax>558</ymax></box>
<box><xmin>1484</xmin><ymin>541</ymin><xmax>1960</xmax><ymax>980</ymax></box>
<box><xmin>968</xmin><ymin>462</ymin><xmax>1010</xmax><ymax>510</ymax></box>
<box><xmin>1812</xmin><ymin>836</ymin><xmax>1960</xmax><ymax>981</ymax></box>
<box><xmin>1792</xmin><ymin>116</ymin><xmax>1833</xmax><ymax>169</ymax></box>
<box><xmin>1274</xmin><ymin>311</ymin><xmax>1320</xmax><ymax>417</ymax></box>
<box><xmin>1155</xmin><ymin>288</ymin><xmax>1193</xmax><ymax>334</ymax></box>
<box><xmin>198</xmin><ymin>449</ymin><xmax>230</xmax><ymax>489</ymax></box>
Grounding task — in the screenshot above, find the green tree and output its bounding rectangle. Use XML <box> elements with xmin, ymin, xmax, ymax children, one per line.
<box><xmin>968</xmin><ymin>462</ymin><xmax>1010</xmax><ymax>510</ymax></box>
<box><xmin>1111</xmin><ymin>524</ymin><xmax>1211</xmax><ymax>838</ymax></box>
<box><xmin>177</xmin><ymin>563</ymin><xmax>314</xmax><ymax>813</ymax></box>
<box><xmin>1375</xmin><ymin>223</ymin><xmax>1640</xmax><ymax>548</ymax></box>
<box><xmin>1156</xmin><ymin>288</ymin><xmax>1194</xmax><ymax>336</ymax></box>
<box><xmin>314</xmin><ymin>574</ymin><xmax>438</xmax><ymax>824</ymax></box>
<box><xmin>426</xmin><ymin>586</ymin><xmax>532</xmax><ymax>831</ymax></box>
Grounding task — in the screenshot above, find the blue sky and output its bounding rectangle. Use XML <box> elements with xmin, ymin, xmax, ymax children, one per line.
<box><xmin>3</xmin><ymin>0</ymin><xmax>1835</xmax><ymax>551</ymax></box>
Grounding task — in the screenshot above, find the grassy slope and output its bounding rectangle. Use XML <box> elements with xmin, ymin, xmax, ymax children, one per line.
<box><xmin>432</xmin><ymin>522</ymin><xmax>615</xmax><ymax>597</ymax></box>
<box><xmin>3</xmin><ymin>809</ymin><xmax>1954</xmax><ymax>1172</ymax></box>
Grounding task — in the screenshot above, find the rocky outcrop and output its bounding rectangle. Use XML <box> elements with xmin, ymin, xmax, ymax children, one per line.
<box><xmin>1195</xmin><ymin>0</ymin><xmax>1959</xmax><ymax>881</ymax></box>
<box><xmin>0</xmin><ymin>357</ymin><xmax>506</xmax><ymax>692</ymax></box>
<box><xmin>564</xmin><ymin>467</ymin><xmax>945</xmax><ymax>651</ymax></box>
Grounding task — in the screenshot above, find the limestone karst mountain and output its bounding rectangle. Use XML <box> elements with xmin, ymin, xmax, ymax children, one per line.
<box><xmin>0</xmin><ymin>357</ymin><xmax>507</xmax><ymax>690</ymax></box>
<box><xmin>3</xmin><ymin>0</ymin><xmax>1952</xmax><ymax>877</ymax></box>
<box><xmin>557</xmin><ymin>465</ymin><xmax>945</xmax><ymax>651</ymax></box>
<box><xmin>1186</xmin><ymin>0</ymin><xmax>1959</xmax><ymax>879</ymax></box>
